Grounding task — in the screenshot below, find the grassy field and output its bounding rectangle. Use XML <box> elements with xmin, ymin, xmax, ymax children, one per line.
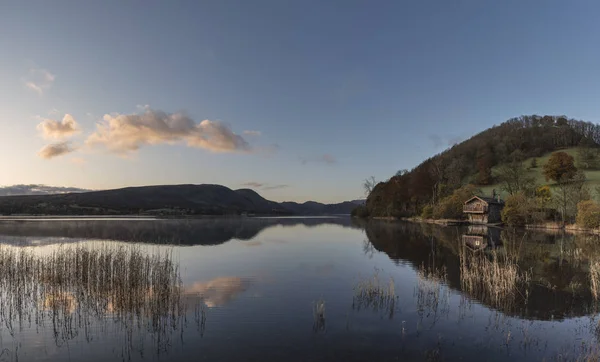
<box><xmin>478</xmin><ymin>147</ymin><xmax>600</xmax><ymax>201</ymax></box>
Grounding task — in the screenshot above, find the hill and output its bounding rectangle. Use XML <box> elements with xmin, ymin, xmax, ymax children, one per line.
<box><xmin>0</xmin><ymin>184</ymin><xmax>357</xmax><ymax>216</ymax></box>
<box><xmin>365</xmin><ymin>115</ymin><xmax>600</xmax><ymax>217</ymax></box>
<box><xmin>479</xmin><ymin>147</ymin><xmax>600</xmax><ymax>200</ymax></box>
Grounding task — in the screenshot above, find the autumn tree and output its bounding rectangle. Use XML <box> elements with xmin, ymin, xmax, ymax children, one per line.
<box><xmin>576</xmin><ymin>200</ymin><xmax>600</xmax><ymax>229</ymax></box>
<box><xmin>432</xmin><ymin>184</ymin><xmax>479</xmax><ymax>219</ymax></box>
<box><xmin>501</xmin><ymin>192</ymin><xmax>534</xmax><ymax>226</ymax></box>
<box><xmin>543</xmin><ymin>152</ymin><xmax>577</xmax><ymax>182</ymax></box>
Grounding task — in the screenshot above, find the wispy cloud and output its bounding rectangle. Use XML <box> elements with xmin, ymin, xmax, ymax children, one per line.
<box><xmin>86</xmin><ymin>108</ymin><xmax>252</xmax><ymax>155</ymax></box>
<box><xmin>71</xmin><ymin>157</ymin><xmax>86</xmax><ymax>166</ymax></box>
<box><xmin>23</xmin><ymin>68</ymin><xmax>55</xmax><ymax>95</ymax></box>
<box><xmin>240</xmin><ymin>182</ymin><xmax>264</xmax><ymax>188</ymax></box>
<box><xmin>36</xmin><ymin>114</ymin><xmax>80</xmax><ymax>140</ymax></box>
<box><xmin>0</xmin><ymin>184</ymin><xmax>92</xmax><ymax>196</ymax></box>
<box><xmin>243</xmin><ymin>130</ymin><xmax>261</xmax><ymax>136</ymax></box>
<box><xmin>300</xmin><ymin>154</ymin><xmax>336</xmax><ymax>165</ymax></box>
<box><xmin>262</xmin><ymin>184</ymin><xmax>289</xmax><ymax>190</ymax></box>
<box><xmin>38</xmin><ymin>142</ymin><xmax>75</xmax><ymax>159</ymax></box>
<box><xmin>240</xmin><ymin>182</ymin><xmax>289</xmax><ymax>191</ymax></box>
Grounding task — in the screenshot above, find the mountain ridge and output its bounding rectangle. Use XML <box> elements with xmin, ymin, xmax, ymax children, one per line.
<box><xmin>0</xmin><ymin>183</ymin><xmax>359</xmax><ymax>216</ymax></box>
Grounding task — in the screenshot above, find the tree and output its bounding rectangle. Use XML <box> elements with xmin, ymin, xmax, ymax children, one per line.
<box><xmin>476</xmin><ymin>147</ymin><xmax>493</xmax><ymax>185</ymax></box>
<box><xmin>496</xmin><ymin>161</ymin><xmax>536</xmax><ymax>196</ymax></box>
<box><xmin>554</xmin><ymin>171</ymin><xmax>589</xmax><ymax>224</ymax></box>
<box><xmin>543</xmin><ymin>152</ymin><xmax>577</xmax><ymax>182</ymax></box>
<box><xmin>429</xmin><ymin>158</ymin><xmax>445</xmax><ymax>204</ymax></box>
<box><xmin>501</xmin><ymin>192</ymin><xmax>534</xmax><ymax>226</ymax></box>
<box><xmin>576</xmin><ymin>145</ymin><xmax>599</xmax><ymax>170</ymax></box>
<box><xmin>395</xmin><ymin>169</ymin><xmax>409</xmax><ymax>177</ymax></box>
<box><xmin>363</xmin><ymin>176</ymin><xmax>377</xmax><ymax>196</ymax></box>
<box><xmin>432</xmin><ymin>184</ymin><xmax>479</xmax><ymax>219</ymax></box>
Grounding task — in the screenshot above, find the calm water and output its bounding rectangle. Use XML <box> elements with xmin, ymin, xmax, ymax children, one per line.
<box><xmin>1</xmin><ymin>217</ymin><xmax>600</xmax><ymax>361</ymax></box>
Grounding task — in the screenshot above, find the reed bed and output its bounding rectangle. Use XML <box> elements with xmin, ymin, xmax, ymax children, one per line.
<box><xmin>353</xmin><ymin>269</ymin><xmax>397</xmax><ymax>318</ymax></box>
<box><xmin>589</xmin><ymin>258</ymin><xmax>600</xmax><ymax>300</ymax></box>
<box><xmin>0</xmin><ymin>242</ymin><xmax>184</xmax><ymax>356</ymax></box>
<box><xmin>459</xmin><ymin>245</ymin><xmax>530</xmax><ymax>310</ymax></box>
<box><xmin>415</xmin><ymin>263</ymin><xmax>450</xmax><ymax>322</ymax></box>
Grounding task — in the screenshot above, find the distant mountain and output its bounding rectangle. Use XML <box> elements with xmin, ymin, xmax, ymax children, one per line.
<box><xmin>0</xmin><ymin>184</ymin><xmax>357</xmax><ymax>216</ymax></box>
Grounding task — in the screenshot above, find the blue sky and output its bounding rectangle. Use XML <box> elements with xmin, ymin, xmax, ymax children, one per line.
<box><xmin>1</xmin><ymin>1</ymin><xmax>600</xmax><ymax>203</ymax></box>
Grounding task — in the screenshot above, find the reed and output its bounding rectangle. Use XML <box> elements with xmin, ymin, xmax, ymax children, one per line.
<box><xmin>458</xmin><ymin>244</ymin><xmax>530</xmax><ymax>311</ymax></box>
<box><xmin>590</xmin><ymin>258</ymin><xmax>600</xmax><ymax>300</ymax></box>
<box><xmin>415</xmin><ymin>263</ymin><xmax>450</xmax><ymax>323</ymax></box>
<box><xmin>353</xmin><ymin>268</ymin><xmax>397</xmax><ymax>318</ymax></box>
<box><xmin>0</xmin><ymin>242</ymin><xmax>184</xmax><ymax>356</ymax></box>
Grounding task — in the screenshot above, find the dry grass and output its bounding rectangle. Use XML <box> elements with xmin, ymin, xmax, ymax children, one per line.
<box><xmin>0</xmin><ymin>242</ymin><xmax>184</xmax><ymax>356</ymax></box>
<box><xmin>459</xmin><ymin>244</ymin><xmax>530</xmax><ymax>310</ymax></box>
<box><xmin>415</xmin><ymin>263</ymin><xmax>450</xmax><ymax>324</ymax></box>
<box><xmin>589</xmin><ymin>258</ymin><xmax>600</xmax><ymax>300</ymax></box>
<box><xmin>353</xmin><ymin>268</ymin><xmax>397</xmax><ymax>318</ymax></box>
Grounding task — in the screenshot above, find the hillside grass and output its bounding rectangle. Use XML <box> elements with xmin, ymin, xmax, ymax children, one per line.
<box><xmin>478</xmin><ymin>147</ymin><xmax>600</xmax><ymax>201</ymax></box>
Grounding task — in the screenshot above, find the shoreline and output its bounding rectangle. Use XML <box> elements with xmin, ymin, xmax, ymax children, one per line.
<box><xmin>365</xmin><ymin>216</ymin><xmax>600</xmax><ymax>235</ymax></box>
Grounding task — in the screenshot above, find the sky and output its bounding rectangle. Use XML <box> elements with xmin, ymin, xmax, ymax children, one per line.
<box><xmin>1</xmin><ymin>1</ymin><xmax>600</xmax><ymax>203</ymax></box>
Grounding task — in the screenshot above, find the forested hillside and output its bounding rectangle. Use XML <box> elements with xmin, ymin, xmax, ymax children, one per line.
<box><xmin>364</xmin><ymin>115</ymin><xmax>600</xmax><ymax>219</ymax></box>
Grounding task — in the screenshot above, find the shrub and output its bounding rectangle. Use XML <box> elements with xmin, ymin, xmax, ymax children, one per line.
<box><xmin>576</xmin><ymin>200</ymin><xmax>600</xmax><ymax>229</ymax></box>
<box><xmin>501</xmin><ymin>192</ymin><xmax>533</xmax><ymax>226</ymax></box>
<box><xmin>421</xmin><ymin>205</ymin><xmax>433</xmax><ymax>219</ymax></box>
<box><xmin>351</xmin><ymin>205</ymin><xmax>369</xmax><ymax>218</ymax></box>
<box><xmin>432</xmin><ymin>185</ymin><xmax>478</xmax><ymax>219</ymax></box>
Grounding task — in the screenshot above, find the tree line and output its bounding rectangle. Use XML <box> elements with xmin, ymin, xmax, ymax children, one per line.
<box><xmin>358</xmin><ymin>115</ymin><xmax>600</xmax><ymax>221</ymax></box>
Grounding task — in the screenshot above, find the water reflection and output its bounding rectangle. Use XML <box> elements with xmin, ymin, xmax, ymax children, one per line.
<box><xmin>3</xmin><ymin>217</ymin><xmax>600</xmax><ymax>361</ymax></box>
<box><xmin>0</xmin><ymin>217</ymin><xmax>357</xmax><ymax>246</ymax></box>
<box><xmin>184</xmin><ymin>276</ymin><xmax>250</xmax><ymax>307</ymax></box>
<box><xmin>358</xmin><ymin>219</ymin><xmax>600</xmax><ymax>320</ymax></box>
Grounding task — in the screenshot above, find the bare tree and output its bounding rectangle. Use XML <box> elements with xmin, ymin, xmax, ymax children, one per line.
<box><xmin>363</xmin><ymin>176</ymin><xmax>377</xmax><ymax>196</ymax></box>
<box><xmin>497</xmin><ymin>161</ymin><xmax>536</xmax><ymax>196</ymax></box>
<box><xmin>396</xmin><ymin>169</ymin><xmax>409</xmax><ymax>177</ymax></box>
<box><xmin>429</xmin><ymin>158</ymin><xmax>445</xmax><ymax>205</ymax></box>
<box><xmin>554</xmin><ymin>171</ymin><xmax>589</xmax><ymax>224</ymax></box>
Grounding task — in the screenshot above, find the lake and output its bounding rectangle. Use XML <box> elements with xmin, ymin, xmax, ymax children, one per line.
<box><xmin>0</xmin><ymin>217</ymin><xmax>600</xmax><ymax>361</ymax></box>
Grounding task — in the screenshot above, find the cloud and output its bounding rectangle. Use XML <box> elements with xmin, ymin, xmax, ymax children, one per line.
<box><xmin>71</xmin><ymin>157</ymin><xmax>86</xmax><ymax>166</ymax></box>
<box><xmin>0</xmin><ymin>184</ymin><xmax>92</xmax><ymax>197</ymax></box>
<box><xmin>37</xmin><ymin>114</ymin><xmax>80</xmax><ymax>139</ymax></box>
<box><xmin>300</xmin><ymin>154</ymin><xmax>337</xmax><ymax>165</ymax></box>
<box><xmin>86</xmin><ymin>108</ymin><xmax>252</xmax><ymax>154</ymax></box>
<box><xmin>240</xmin><ymin>182</ymin><xmax>289</xmax><ymax>191</ymax></box>
<box><xmin>262</xmin><ymin>184</ymin><xmax>289</xmax><ymax>190</ymax></box>
<box><xmin>240</xmin><ymin>182</ymin><xmax>264</xmax><ymax>188</ymax></box>
<box><xmin>38</xmin><ymin>142</ymin><xmax>75</xmax><ymax>159</ymax></box>
<box><xmin>243</xmin><ymin>130</ymin><xmax>261</xmax><ymax>136</ymax></box>
<box><xmin>23</xmin><ymin>68</ymin><xmax>55</xmax><ymax>95</ymax></box>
